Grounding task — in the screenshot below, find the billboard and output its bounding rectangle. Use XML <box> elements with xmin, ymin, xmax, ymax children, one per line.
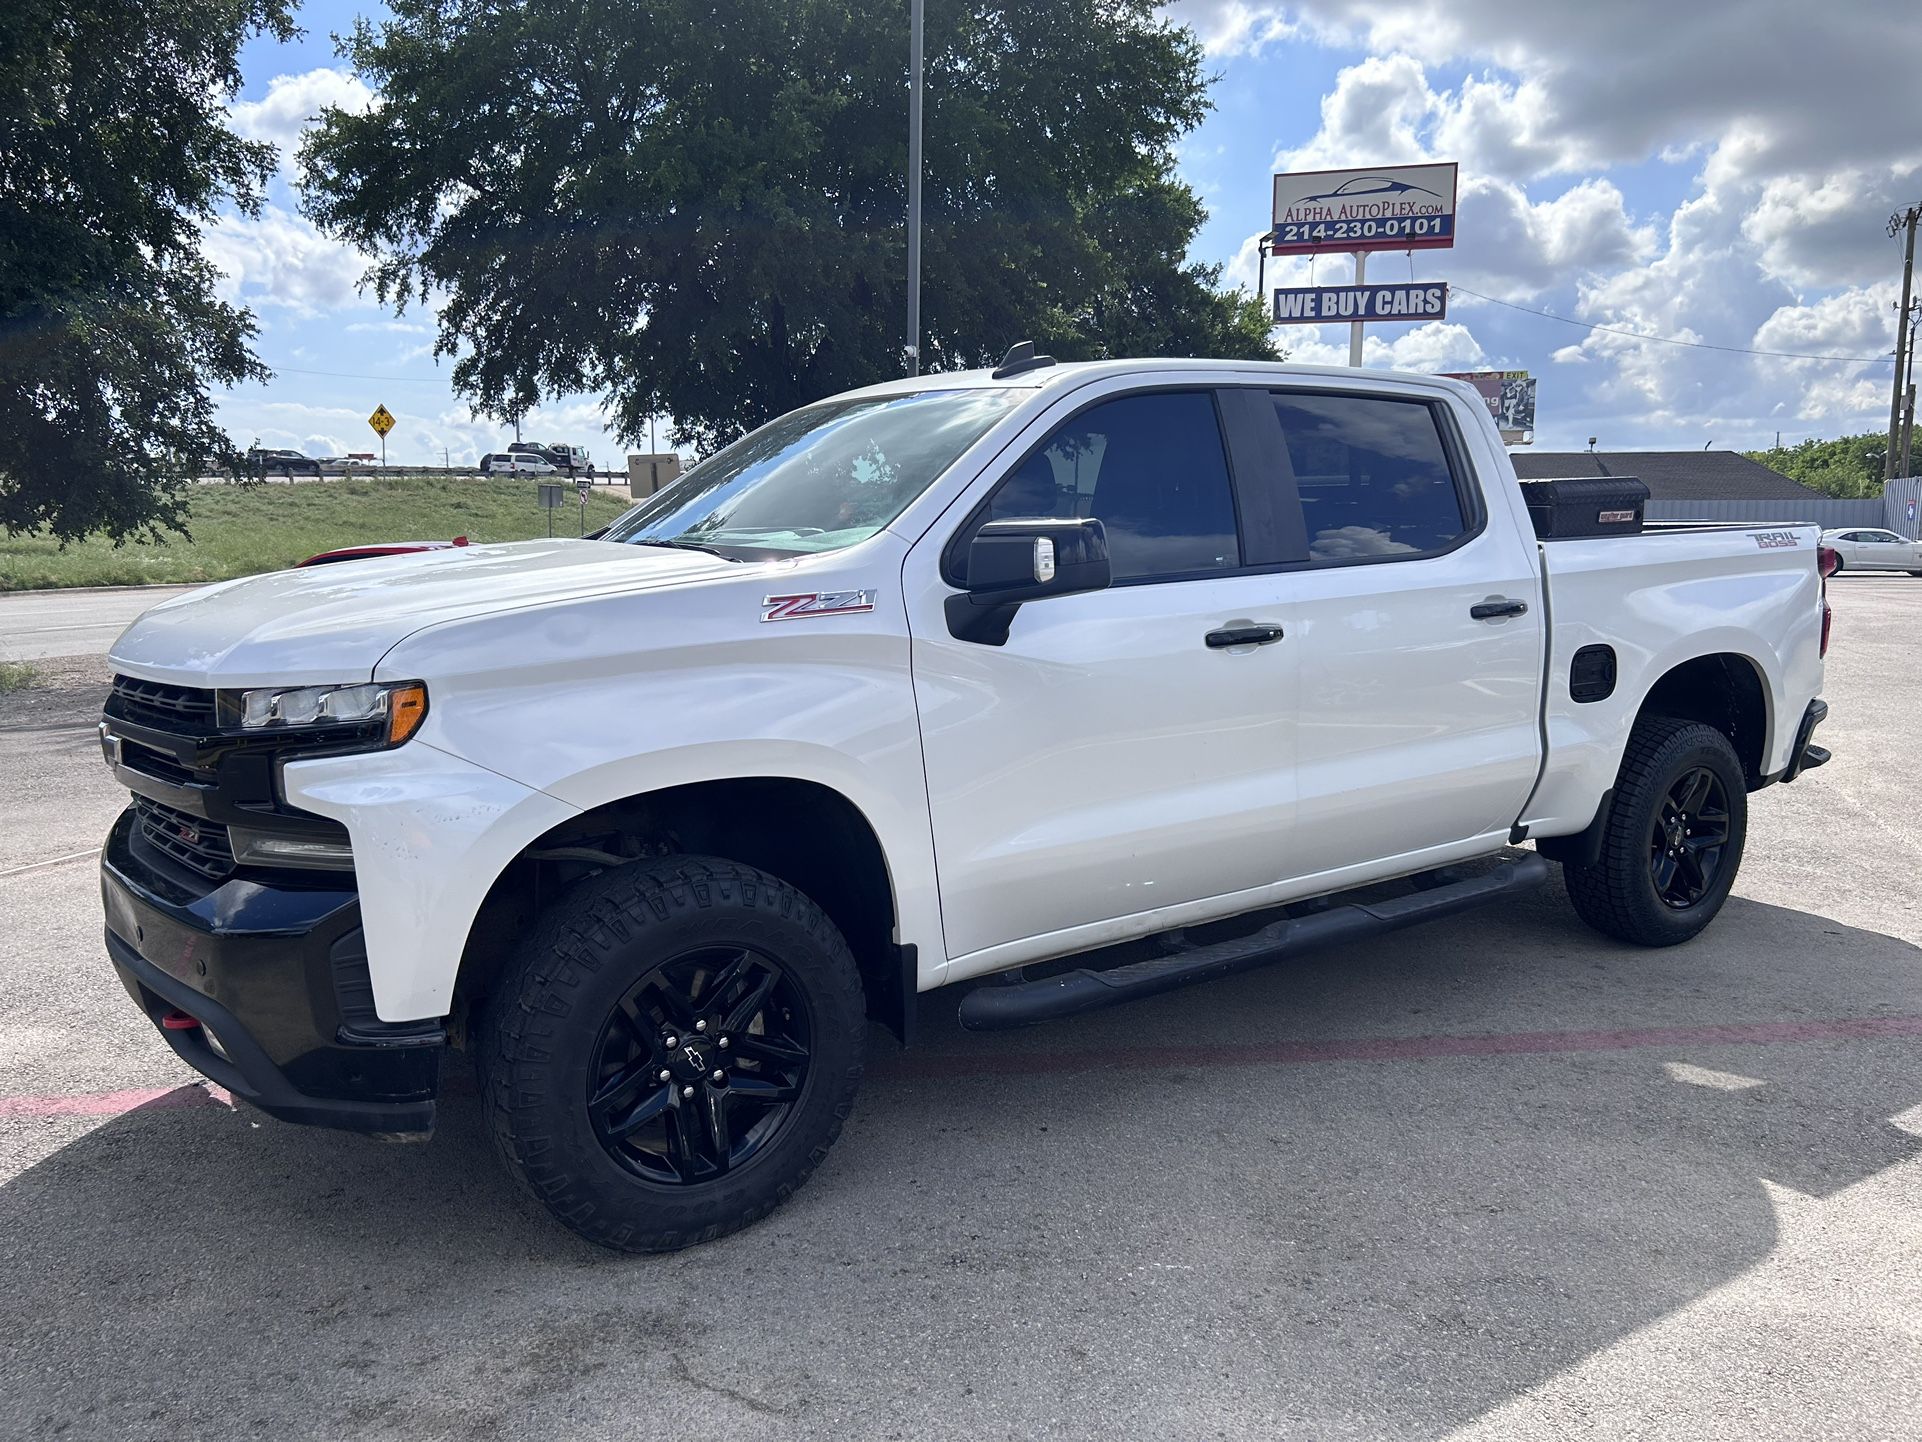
<box><xmin>1269</xmin><ymin>162</ymin><xmax>1458</xmax><ymax>256</ymax></box>
<box><xmin>1272</xmin><ymin>282</ymin><xmax>1448</xmax><ymax>326</ymax></box>
<box><xmin>1441</xmin><ymin>371</ymin><xmax>1537</xmax><ymax>440</ymax></box>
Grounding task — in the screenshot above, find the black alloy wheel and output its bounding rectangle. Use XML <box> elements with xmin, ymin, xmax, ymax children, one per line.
<box><xmin>587</xmin><ymin>946</ymin><xmax>812</xmax><ymax>1184</ymax></box>
<box><xmin>1647</xmin><ymin>765</ymin><xmax>1731</xmax><ymax>910</ymax></box>
<box><xmin>484</xmin><ymin>856</ymin><xmax>866</xmax><ymax>1252</ymax></box>
<box><xmin>1562</xmin><ymin>715</ymin><xmax>1748</xmax><ymax>947</ymax></box>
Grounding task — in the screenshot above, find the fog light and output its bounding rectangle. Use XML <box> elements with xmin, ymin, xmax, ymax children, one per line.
<box><xmin>229</xmin><ymin>827</ymin><xmax>355</xmax><ymax>870</ymax></box>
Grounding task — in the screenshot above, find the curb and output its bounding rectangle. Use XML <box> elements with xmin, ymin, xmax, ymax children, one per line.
<box><xmin>0</xmin><ymin>583</ymin><xmax>207</xmax><ymax>598</ymax></box>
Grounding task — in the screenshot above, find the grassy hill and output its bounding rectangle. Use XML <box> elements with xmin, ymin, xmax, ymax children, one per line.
<box><xmin>0</xmin><ymin>477</ymin><xmax>635</xmax><ymax>590</ymax></box>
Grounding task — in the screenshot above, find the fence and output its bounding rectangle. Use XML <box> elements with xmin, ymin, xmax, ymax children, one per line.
<box><xmin>1645</xmin><ymin>497</ymin><xmax>1886</xmax><ymax>529</ymax></box>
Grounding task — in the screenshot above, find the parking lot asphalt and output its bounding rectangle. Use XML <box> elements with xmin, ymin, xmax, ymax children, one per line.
<box><xmin>2</xmin><ymin>577</ymin><xmax>1919</xmax><ymax>1441</ymax></box>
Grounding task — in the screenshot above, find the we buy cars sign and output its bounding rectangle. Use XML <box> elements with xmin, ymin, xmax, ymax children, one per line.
<box><xmin>1270</xmin><ymin>162</ymin><xmax>1458</xmax><ymax>256</ymax></box>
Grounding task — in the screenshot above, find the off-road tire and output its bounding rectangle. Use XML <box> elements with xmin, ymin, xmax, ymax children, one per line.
<box><xmin>483</xmin><ymin>856</ymin><xmax>865</xmax><ymax>1252</ymax></box>
<box><xmin>1562</xmin><ymin>717</ymin><xmax>1747</xmax><ymax>947</ymax></box>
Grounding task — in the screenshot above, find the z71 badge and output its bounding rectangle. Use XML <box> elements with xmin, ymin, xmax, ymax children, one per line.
<box><xmin>761</xmin><ymin>590</ymin><xmax>878</xmax><ymax>622</ymax></box>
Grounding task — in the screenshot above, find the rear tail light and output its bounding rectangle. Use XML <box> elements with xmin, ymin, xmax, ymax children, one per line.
<box><xmin>1816</xmin><ymin>545</ymin><xmax>1836</xmax><ymax>657</ymax></box>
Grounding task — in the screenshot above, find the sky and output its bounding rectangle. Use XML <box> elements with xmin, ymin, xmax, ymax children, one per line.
<box><xmin>212</xmin><ymin>0</ymin><xmax>1922</xmax><ymax>464</ymax></box>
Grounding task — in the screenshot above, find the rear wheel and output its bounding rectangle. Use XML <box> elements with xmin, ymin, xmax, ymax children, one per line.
<box><xmin>483</xmin><ymin>857</ymin><xmax>865</xmax><ymax>1252</ymax></box>
<box><xmin>1563</xmin><ymin>717</ymin><xmax>1747</xmax><ymax>947</ymax></box>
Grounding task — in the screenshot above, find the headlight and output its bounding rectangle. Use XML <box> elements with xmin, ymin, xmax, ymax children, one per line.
<box><xmin>223</xmin><ymin>680</ymin><xmax>428</xmax><ymax>747</ymax></box>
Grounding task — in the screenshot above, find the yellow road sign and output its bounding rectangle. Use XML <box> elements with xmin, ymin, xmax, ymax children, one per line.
<box><xmin>368</xmin><ymin>404</ymin><xmax>396</xmax><ymax>437</ymax></box>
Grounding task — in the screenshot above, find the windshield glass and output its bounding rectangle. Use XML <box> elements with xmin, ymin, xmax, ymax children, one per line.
<box><xmin>601</xmin><ymin>388</ymin><xmax>1022</xmax><ymax>559</ymax></box>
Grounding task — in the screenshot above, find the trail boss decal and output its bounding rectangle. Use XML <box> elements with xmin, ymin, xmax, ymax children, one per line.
<box><xmin>761</xmin><ymin>590</ymin><xmax>878</xmax><ymax>622</ymax></box>
<box><xmin>1753</xmin><ymin>531</ymin><xmax>1801</xmax><ymax>549</ymax></box>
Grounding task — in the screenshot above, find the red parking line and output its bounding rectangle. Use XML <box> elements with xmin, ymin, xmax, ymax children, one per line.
<box><xmin>875</xmin><ymin>1015</ymin><xmax>1922</xmax><ymax>1082</ymax></box>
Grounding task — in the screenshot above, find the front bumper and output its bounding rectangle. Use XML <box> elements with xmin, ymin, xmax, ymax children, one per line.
<box><xmin>101</xmin><ymin>809</ymin><xmax>443</xmax><ymax>1135</ymax></box>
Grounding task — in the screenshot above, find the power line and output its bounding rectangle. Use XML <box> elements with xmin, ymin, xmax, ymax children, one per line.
<box><xmin>265</xmin><ymin>362</ymin><xmax>457</xmax><ymax>385</ymax></box>
<box><xmin>1451</xmin><ymin>286</ymin><xmax>1896</xmax><ymax>364</ymax></box>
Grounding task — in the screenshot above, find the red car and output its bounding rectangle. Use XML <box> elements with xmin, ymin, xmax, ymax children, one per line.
<box><xmin>295</xmin><ymin>536</ymin><xmax>470</xmax><ymax>567</ymax></box>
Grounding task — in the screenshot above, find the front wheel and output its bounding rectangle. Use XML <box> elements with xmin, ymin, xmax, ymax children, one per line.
<box><xmin>1562</xmin><ymin>717</ymin><xmax>1747</xmax><ymax>947</ymax></box>
<box><xmin>483</xmin><ymin>857</ymin><xmax>866</xmax><ymax>1252</ymax></box>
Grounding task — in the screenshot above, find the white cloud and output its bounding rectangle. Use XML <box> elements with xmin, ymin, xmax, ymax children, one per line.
<box><xmin>229</xmin><ymin>68</ymin><xmax>375</xmax><ymax>175</ymax></box>
<box><xmin>1745</xmin><ymin>164</ymin><xmax>1922</xmax><ymax>289</ymax></box>
<box><xmin>1177</xmin><ymin>0</ymin><xmax>1920</xmax><ymax>180</ymax></box>
<box><xmin>204</xmin><ymin>205</ymin><xmax>368</xmax><ymax>317</ymax></box>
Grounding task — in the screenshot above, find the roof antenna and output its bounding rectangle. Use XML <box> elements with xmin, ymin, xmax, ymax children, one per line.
<box><xmin>992</xmin><ymin>341</ymin><xmax>1057</xmax><ymax>379</ymax></box>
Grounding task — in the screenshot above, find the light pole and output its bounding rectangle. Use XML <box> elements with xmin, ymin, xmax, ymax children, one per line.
<box><xmin>906</xmin><ymin>0</ymin><xmax>924</xmax><ymax>376</ymax></box>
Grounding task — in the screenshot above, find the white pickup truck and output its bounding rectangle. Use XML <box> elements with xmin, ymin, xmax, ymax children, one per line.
<box><xmin>99</xmin><ymin>353</ymin><xmax>1833</xmax><ymax>1251</ymax></box>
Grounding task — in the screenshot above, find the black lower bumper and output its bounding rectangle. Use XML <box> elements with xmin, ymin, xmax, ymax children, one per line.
<box><xmin>101</xmin><ymin>809</ymin><xmax>443</xmax><ymax>1136</ymax></box>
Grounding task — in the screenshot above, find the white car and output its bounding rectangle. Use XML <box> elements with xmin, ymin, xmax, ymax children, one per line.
<box><xmin>99</xmin><ymin>354</ymin><xmax>1832</xmax><ymax>1252</ymax></box>
<box><xmin>480</xmin><ymin>451</ymin><xmax>556</xmax><ymax>476</ymax></box>
<box><xmin>1820</xmin><ymin>526</ymin><xmax>1922</xmax><ymax>575</ymax></box>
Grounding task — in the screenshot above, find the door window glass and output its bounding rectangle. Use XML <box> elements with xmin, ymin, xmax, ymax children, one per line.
<box><xmin>983</xmin><ymin>391</ymin><xmax>1240</xmax><ymax>580</ymax></box>
<box><xmin>1271</xmin><ymin>393</ymin><xmax>1468</xmax><ymax>562</ymax></box>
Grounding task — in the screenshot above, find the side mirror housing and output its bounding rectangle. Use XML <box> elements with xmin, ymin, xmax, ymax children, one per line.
<box><xmin>946</xmin><ymin>517</ymin><xmax>1111</xmax><ymax>644</ymax></box>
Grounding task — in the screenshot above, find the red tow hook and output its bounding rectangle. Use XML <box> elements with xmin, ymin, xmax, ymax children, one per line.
<box><xmin>160</xmin><ymin>1008</ymin><xmax>202</xmax><ymax>1031</ymax></box>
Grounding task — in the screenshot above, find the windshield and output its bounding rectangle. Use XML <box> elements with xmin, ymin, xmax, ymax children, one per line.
<box><xmin>601</xmin><ymin>388</ymin><xmax>1022</xmax><ymax>559</ymax></box>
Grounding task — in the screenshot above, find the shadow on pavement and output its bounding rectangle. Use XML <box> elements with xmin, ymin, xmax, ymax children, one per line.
<box><xmin>3</xmin><ymin>891</ymin><xmax>1920</xmax><ymax>1441</ymax></box>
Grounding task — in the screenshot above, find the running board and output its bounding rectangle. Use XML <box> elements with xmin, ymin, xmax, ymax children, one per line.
<box><xmin>955</xmin><ymin>854</ymin><xmax>1553</xmax><ymax>1031</ymax></box>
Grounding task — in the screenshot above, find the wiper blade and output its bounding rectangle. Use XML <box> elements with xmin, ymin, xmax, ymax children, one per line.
<box><xmin>625</xmin><ymin>538</ymin><xmax>740</xmax><ymax>560</ymax></box>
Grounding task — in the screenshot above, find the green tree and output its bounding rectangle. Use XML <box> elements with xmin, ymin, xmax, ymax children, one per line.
<box><xmin>302</xmin><ymin>0</ymin><xmax>1275</xmax><ymax>453</ymax></box>
<box><xmin>1746</xmin><ymin>433</ymin><xmax>1890</xmax><ymax>499</ymax></box>
<box><xmin>0</xmin><ymin>0</ymin><xmax>296</xmax><ymax>542</ymax></box>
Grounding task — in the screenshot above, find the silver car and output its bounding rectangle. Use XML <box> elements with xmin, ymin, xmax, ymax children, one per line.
<box><xmin>1820</xmin><ymin>527</ymin><xmax>1922</xmax><ymax>575</ymax></box>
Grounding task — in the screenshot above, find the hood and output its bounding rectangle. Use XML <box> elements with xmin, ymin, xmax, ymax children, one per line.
<box><xmin>108</xmin><ymin>538</ymin><xmax>740</xmax><ymax>687</ymax></box>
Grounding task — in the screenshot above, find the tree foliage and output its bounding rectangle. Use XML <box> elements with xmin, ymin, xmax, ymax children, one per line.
<box><xmin>302</xmin><ymin>0</ymin><xmax>1276</xmax><ymax>453</ymax></box>
<box><xmin>1745</xmin><ymin>432</ymin><xmax>1893</xmax><ymax>499</ymax></box>
<box><xmin>0</xmin><ymin>0</ymin><xmax>295</xmax><ymax>541</ymax></box>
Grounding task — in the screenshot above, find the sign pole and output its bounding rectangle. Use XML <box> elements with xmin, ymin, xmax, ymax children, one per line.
<box><xmin>1348</xmin><ymin>250</ymin><xmax>1367</xmax><ymax>366</ymax></box>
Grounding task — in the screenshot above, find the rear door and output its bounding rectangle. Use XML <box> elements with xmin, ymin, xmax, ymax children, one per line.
<box><xmin>1248</xmin><ymin>387</ymin><xmax>1546</xmax><ymax>882</ymax></box>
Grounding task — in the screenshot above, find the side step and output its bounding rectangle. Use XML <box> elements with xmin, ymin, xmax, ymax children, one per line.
<box><xmin>955</xmin><ymin>854</ymin><xmax>1553</xmax><ymax>1031</ymax></box>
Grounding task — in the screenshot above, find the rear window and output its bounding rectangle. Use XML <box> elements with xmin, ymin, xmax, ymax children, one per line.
<box><xmin>1271</xmin><ymin>392</ymin><xmax>1470</xmax><ymax>562</ymax></box>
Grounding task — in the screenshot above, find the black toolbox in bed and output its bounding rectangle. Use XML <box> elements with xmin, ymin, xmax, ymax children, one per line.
<box><xmin>1518</xmin><ymin>476</ymin><xmax>1650</xmax><ymax>538</ymax></box>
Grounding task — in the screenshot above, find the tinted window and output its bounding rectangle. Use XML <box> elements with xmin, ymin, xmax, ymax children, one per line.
<box><xmin>983</xmin><ymin>391</ymin><xmax>1240</xmax><ymax>580</ymax></box>
<box><xmin>1271</xmin><ymin>393</ymin><xmax>1467</xmax><ymax>562</ymax></box>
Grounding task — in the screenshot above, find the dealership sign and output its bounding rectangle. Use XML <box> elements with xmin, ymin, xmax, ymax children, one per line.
<box><xmin>1272</xmin><ymin>282</ymin><xmax>1448</xmax><ymax>325</ymax></box>
<box><xmin>1269</xmin><ymin>163</ymin><xmax>1459</xmax><ymax>256</ymax></box>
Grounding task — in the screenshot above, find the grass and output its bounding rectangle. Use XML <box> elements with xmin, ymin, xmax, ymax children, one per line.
<box><xmin>0</xmin><ymin>477</ymin><xmax>635</xmax><ymax>591</ymax></box>
<box><xmin>0</xmin><ymin>661</ymin><xmax>41</xmax><ymax>692</ymax></box>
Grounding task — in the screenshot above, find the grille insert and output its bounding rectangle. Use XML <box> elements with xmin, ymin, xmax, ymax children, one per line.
<box><xmin>109</xmin><ymin>676</ymin><xmax>218</xmax><ymax>734</ymax></box>
<box><xmin>133</xmin><ymin>797</ymin><xmax>234</xmax><ymax>880</ymax></box>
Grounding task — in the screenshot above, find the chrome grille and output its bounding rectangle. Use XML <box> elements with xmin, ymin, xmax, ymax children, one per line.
<box><xmin>133</xmin><ymin>797</ymin><xmax>234</xmax><ymax>880</ymax></box>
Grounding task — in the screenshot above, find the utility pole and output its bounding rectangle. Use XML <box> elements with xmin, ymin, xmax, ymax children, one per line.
<box><xmin>905</xmin><ymin>0</ymin><xmax>924</xmax><ymax>376</ymax></box>
<box><xmin>1887</xmin><ymin>204</ymin><xmax>1919</xmax><ymax>480</ymax></box>
<box><xmin>1901</xmin><ymin>306</ymin><xmax>1920</xmax><ymax>479</ymax></box>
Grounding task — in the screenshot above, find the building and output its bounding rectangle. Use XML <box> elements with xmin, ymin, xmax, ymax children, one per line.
<box><xmin>1509</xmin><ymin>450</ymin><xmax>1822</xmax><ymax>504</ymax></box>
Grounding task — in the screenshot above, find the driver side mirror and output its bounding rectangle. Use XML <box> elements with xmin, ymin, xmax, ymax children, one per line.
<box><xmin>945</xmin><ymin>517</ymin><xmax>1111</xmax><ymax>645</ymax></box>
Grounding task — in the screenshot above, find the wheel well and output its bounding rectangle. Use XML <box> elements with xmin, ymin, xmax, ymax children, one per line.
<box><xmin>452</xmin><ymin>778</ymin><xmax>908</xmax><ymax>1047</ymax></box>
<box><xmin>1637</xmin><ymin>653</ymin><xmax>1769</xmax><ymax>785</ymax></box>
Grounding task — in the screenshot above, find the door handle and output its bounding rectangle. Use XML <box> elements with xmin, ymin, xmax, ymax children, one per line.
<box><xmin>1469</xmin><ymin>599</ymin><xmax>1529</xmax><ymax>620</ymax></box>
<box><xmin>1205</xmin><ymin>623</ymin><xmax>1286</xmax><ymax>648</ymax></box>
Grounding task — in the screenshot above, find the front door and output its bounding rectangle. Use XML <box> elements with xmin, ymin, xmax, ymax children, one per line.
<box><xmin>904</xmin><ymin>387</ymin><xmax>1302</xmax><ymax>972</ymax></box>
